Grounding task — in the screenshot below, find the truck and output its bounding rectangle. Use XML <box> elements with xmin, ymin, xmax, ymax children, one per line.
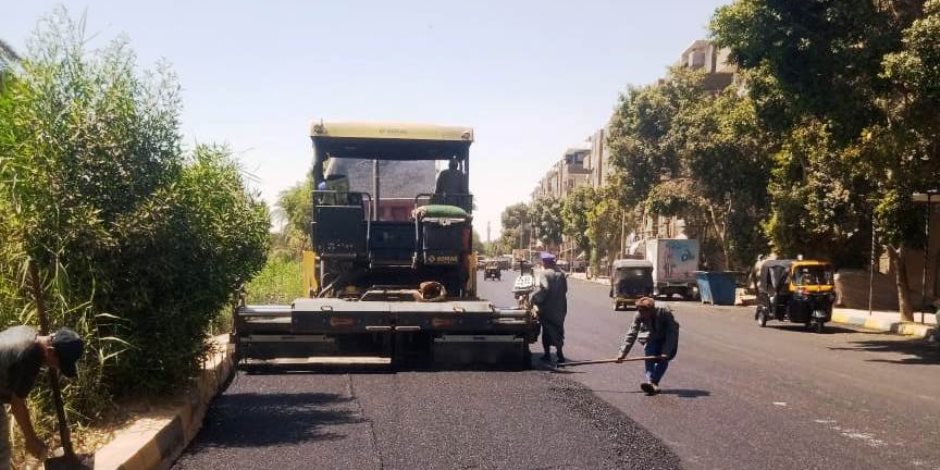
<box><xmin>234</xmin><ymin>121</ymin><xmax>539</xmax><ymax>368</ymax></box>
<box><xmin>645</xmin><ymin>238</ymin><xmax>700</xmax><ymax>300</ymax></box>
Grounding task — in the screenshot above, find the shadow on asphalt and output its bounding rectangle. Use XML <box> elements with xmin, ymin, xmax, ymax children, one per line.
<box><xmin>241</xmin><ymin>360</ymin><xmax>536</xmax><ymax>374</ymax></box>
<box><xmin>185</xmin><ymin>392</ymin><xmax>362</xmax><ymax>448</ymax></box>
<box><xmin>592</xmin><ymin>388</ymin><xmax>712</xmax><ymax>399</ymax></box>
<box><xmin>828</xmin><ymin>338</ymin><xmax>940</xmax><ymax>365</ymax></box>
<box><xmin>764</xmin><ymin>324</ymin><xmax>878</xmax><ymax>335</ymax></box>
<box><xmin>659</xmin><ymin>388</ymin><xmax>711</xmax><ymax>398</ymax></box>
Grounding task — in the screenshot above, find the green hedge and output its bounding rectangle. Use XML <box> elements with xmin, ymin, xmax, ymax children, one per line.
<box><xmin>0</xmin><ymin>9</ymin><xmax>269</xmax><ymax>429</ymax></box>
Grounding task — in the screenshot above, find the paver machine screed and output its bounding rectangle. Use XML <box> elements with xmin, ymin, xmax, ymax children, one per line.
<box><xmin>234</xmin><ymin>121</ymin><xmax>538</xmax><ymax>368</ymax></box>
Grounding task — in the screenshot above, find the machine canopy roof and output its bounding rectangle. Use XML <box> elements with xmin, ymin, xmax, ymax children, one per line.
<box><xmin>310</xmin><ymin>121</ymin><xmax>474</xmax><ymax>161</ymax></box>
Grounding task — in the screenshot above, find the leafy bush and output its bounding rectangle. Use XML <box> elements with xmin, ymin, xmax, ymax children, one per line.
<box><xmin>244</xmin><ymin>255</ymin><xmax>305</xmax><ymax>305</ymax></box>
<box><xmin>0</xmin><ymin>8</ymin><xmax>269</xmax><ymax>431</ymax></box>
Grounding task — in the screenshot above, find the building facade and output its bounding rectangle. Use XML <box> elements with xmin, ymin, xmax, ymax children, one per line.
<box><xmin>678</xmin><ymin>39</ymin><xmax>737</xmax><ymax>92</ymax></box>
<box><xmin>532</xmin><ymin>148</ymin><xmax>591</xmax><ymax>201</ymax></box>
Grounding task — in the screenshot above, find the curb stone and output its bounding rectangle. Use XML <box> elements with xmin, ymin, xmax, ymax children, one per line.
<box><xmin>831</xmin><ymin>310</ymin><xmax>936</xmax><ymax>339</ymax></box>
<box><xmin>93</xmin><ymin>335</ymin><xmax>234</xmax><ymax>469</ymax></box>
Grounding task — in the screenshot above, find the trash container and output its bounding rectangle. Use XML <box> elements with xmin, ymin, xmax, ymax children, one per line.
<box><xmin>694</xmin><ymin>271</ymin><xmax>738</xmax><ymax>306</ymax></box>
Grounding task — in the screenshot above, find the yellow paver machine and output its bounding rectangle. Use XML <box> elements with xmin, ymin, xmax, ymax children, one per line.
<box><xmin>234</xmin><ymin>121</ymin><xmax>539</xmax><ymax>368</ymax></box>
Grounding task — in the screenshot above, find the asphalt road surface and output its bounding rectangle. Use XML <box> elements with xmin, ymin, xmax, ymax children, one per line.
<box><xmin>174</xmin><ymin>277</ymin><xmax>681</xmax><ymax>469</ymax></box>
<box><xmin>175</xmin><ymin>272</ymin><xmax>939</xmax><ymax>469</ymax></box>
<box><xmin>479</xmin><ymin>272</ymin><xmax>939</xmax><ymax>470</ymax></box>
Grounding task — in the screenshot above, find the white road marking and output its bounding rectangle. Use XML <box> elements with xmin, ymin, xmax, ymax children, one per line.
<box><xmin>813</xmin><ymin>419</ymin><xmax>887</xmax><ymax>449</ymax></box>
<box><xmin>839</xmin><ymin>430</ymin><xmax>886</xmax><ymax>447</ymax></box>
<box><xmin>772</xmin><ymin>401</ymin><xmax>787</xmax><ymax>407</ymax></box>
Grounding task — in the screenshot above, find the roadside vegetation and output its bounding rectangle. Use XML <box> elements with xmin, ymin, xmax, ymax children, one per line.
<box><xmin>501</xmin><ymin>0</ymin><xmax>940</xmax><ymax>321</ymax></box>
<box><xmin>244</xmin><ymin>252</ymin><xmax>305</xmax><ymax>305</ymax></box>
<box><xmin>0</xmin><ymin>7</ymin><xmax>269</xmax><ymax>451</ymax></box>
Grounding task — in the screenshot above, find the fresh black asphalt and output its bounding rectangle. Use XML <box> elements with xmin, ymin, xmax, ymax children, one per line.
<box><xmin>175</xmin><ymin>271</ymin><xmax>940</xmax><ymax>469</ymax></box>
<box><xmin>174</xmin><ymin>369</ymin><xmax>681</xmax><ymax>469</ymax></box>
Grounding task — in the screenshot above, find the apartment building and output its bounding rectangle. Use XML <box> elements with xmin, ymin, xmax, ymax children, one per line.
<box><xmin>532</xmin><ymin>148</ymin><xmax>592</xmax><ymax>201</ymax></box>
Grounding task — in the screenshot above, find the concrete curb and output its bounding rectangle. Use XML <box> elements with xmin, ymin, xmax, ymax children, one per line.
<box><xmin>93</xmin><ymin>335</ymin><xmax>234</xmax><ymax>469</ymax></box>
<box><xmin>831</xmin><ymin>310</ymin><xmax>936</xmax><ymax>338</ymax></box>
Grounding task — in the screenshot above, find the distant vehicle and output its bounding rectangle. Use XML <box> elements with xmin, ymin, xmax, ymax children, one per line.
<box><xmin>496</xmin><ymin>256</ymin><xmax>512</xmax><ymax>270</ymax></box>
<box><xmin>513</xmin><ymin>259</ymin><xmax>533</xmax><ymax>274</ymax></box>
<box><xmin>609</xmin><ymin>259</ymin><xmax>654</xmax><ymax>310</ymax></box>
<box><xmin>484</xmin><ymin>260</ymin><xmax>501</xmax><ymax>281</ymax></box>
<box><xmin>755</xmin><ymin>259</ymin><xmax>834</xmax><ymax>333</ymax></box>
<box><xmin>645</xmin><ymin>238</ymin><xmax>700</xmax><ymax>300</ymax></box>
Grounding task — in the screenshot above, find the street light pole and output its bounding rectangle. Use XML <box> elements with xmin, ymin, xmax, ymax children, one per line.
<box><xmin>869</xmin><ymin>209</ymin><xmax>876</xmax><ymax>317</ymax></box>
<box><xmin>914</xmin><ymin>189</ymin><xmax>939</xmax><ymax>323</ymax></box>
<box><xmin>922</xmin><ymin>192</ymin><xmax>932</xmax><ymax>322</ymax></box>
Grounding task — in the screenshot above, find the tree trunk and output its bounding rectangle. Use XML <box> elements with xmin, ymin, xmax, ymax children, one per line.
<box><xmin>707</xmin><ymin>205</ymin><xmax>731</xmax><ymax>270</ymax></box>
<box><xmin>888</xmin><ymin>244</ymin><xmax>915</xmax><ymax>322</ymax></box>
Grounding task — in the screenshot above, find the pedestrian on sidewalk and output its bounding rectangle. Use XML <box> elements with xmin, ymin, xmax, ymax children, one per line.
<box><xmin>531</xmin><ymin>252</ymin><xmax>568</xmax><ymax>363</ymax></box>
<box><xmin>0</xmin><ymin>325</ymin><xmax>83</xmax><ymax>466</ymax></box>
<box><xmin>616</xmin><ymin>297</ymin><xmax>680</xmax><ymax>395</ymax></box>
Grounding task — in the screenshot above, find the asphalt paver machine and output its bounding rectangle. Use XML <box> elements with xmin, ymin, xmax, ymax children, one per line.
<box><xmin>234</xmin><ymin>121</ymin><xmax>538</xmax><ymax>368</ymax></box>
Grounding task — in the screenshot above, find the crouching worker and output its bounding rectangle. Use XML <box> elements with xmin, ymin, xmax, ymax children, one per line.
<box><xmin>616</xmin><ymin>297</ymin><xmax>679</xmax><ymax>395</ymax></box>
<box><xmin>0</xmin><ymin>326</ymin><xmax>84</xmax><ymax>465</ymax></box>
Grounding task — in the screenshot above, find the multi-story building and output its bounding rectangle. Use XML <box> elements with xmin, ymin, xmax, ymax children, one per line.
<box><xmin>678</xmin><ymin>39</ymin><xmax>737</xmax><ymax>92</ymax></box>
<box><xmin>532</xmin><ymin>148</ymin><xmax>591</xmax><ymax>201</ymax></box>
<box><xmin>584</xmin><ymin>126</ymin><xmax>614</xmax><ymax>189</ymax></box>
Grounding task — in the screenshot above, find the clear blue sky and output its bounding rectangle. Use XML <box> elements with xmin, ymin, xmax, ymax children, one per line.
<box><xmin>3</xmin><ymin>1</ymin><xmax>730</xmax><ymax>239</ymax></box>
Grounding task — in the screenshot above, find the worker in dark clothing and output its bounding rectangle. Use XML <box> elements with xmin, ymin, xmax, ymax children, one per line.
<box><xmin>434</xmin><ymin>158</ymin><xmax>467</xmax><ymax>198</ymax></box>
<box><xmin>0</xmin><ymin>326</ymin><xmax>84</xmax><ymax>465</ymax></box>
<box><xmin>616</xmin><ymin>297</ymin><xmax>679</xmax><ymax>395</ymax></box>
<box><xmin>531</xmin><ymin>252</ymin><xmax>568</xmax><ymax>363</ymax></box>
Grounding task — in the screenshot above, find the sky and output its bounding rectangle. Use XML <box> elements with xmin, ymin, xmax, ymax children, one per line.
<box><xmin>3</xmin><ymin>0</ymin><xmax>731</xmax><ymax>239</ymax></box>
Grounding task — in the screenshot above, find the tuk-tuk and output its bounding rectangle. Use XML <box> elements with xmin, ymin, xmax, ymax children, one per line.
<box><xmin>755</xmin><ymin>259</ymin><xmax>835</xmax><ymax>332</ymax></box>
<box><xmin>484</xmin><ymin>260</ymin><xmax>501</xmax><ymax>281</ymax></box>
<box><xmin>609</xmin><ymin>259</ymin><xmax>654</xmax><ymax>311</ymax></box>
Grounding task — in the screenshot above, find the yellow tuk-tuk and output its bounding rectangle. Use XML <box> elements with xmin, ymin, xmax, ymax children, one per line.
<box><xmin>755</xmin><ymin>259</ymin><xmax>835</xmax><ymax>332</ymax></box>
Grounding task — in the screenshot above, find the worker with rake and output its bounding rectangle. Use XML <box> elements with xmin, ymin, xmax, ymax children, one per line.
<box><xmin>616</xmin><ymin>297</ymin><xmax>680</xmax><ymax>395</ymax></box>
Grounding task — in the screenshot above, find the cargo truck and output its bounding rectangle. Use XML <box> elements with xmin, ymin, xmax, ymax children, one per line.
<box><xmin>645</xmin><ymin>238</ymin><xmax>700</xmax><ymax>300</ymax></box>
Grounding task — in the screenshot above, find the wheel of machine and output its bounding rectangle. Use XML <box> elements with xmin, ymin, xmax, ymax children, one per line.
<box><xmin>815</xmin><ymin>321</ymin><xmax>825</xmax><ymax>334</ymax></box>
<box><xmin>756</xmin><ymin>307</ymin><xmax>767</xmax><ymax>327</ymax></box>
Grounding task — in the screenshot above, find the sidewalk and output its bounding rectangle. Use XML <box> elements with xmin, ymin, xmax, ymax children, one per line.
<box><xmin>93</xmin><ymin>334</ymin><xmax>234</xmax><ymax>469</ymax></box>
<box><xmin>568</xmin><ymin>272</ymin><xmax>609</xmax><ymax>285</ymax></box>
<box><xmin>567</xmin><ymin>273</ymin><xmax>937</xmax><ymax>339</ymax></box>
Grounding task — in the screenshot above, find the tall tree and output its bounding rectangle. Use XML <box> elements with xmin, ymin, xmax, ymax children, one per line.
<box><xmin>563</xmin><ymin>185</ymin><xmax>596</xmax><ymax>259</ymax></box>
<box><xmin>712</xmin><ymin>0</ymin><xmax>935</xmax><ymax>319</ymax></box>
<box><xmin>530</xmin><ymin>196</ymin><xmax>564</xmax><ymax>249</ymax></box>
<box><xmin>276</xmin><ymin>177</ymin><xmax>313</xmax><ymax>250</ymax></box>
<box><xmin>500</xmin><ymin>202</ymin><xmax>532</xmax><ymax>250</ymax></box>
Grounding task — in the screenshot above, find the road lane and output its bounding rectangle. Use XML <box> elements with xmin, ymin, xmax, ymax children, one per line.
<box><xmin>175</xmin><ymin>371</ymin><xmax>681</xmax><ymax>470</ymax></box>
<box><xmin>478</xmin><ymin>272</ymin><xmax>940</xmax><ymax>470</ymax></box>
<box><xmin>174</xmin><ymin>294</ymin><xmax>682</xmax><ymax>470</ymax></box>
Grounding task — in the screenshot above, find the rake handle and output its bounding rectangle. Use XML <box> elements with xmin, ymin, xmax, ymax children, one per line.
<box><xmin>556</xmin><ymin>356</ymin><xmax>661</xmax><ymax>367</ymax></box>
